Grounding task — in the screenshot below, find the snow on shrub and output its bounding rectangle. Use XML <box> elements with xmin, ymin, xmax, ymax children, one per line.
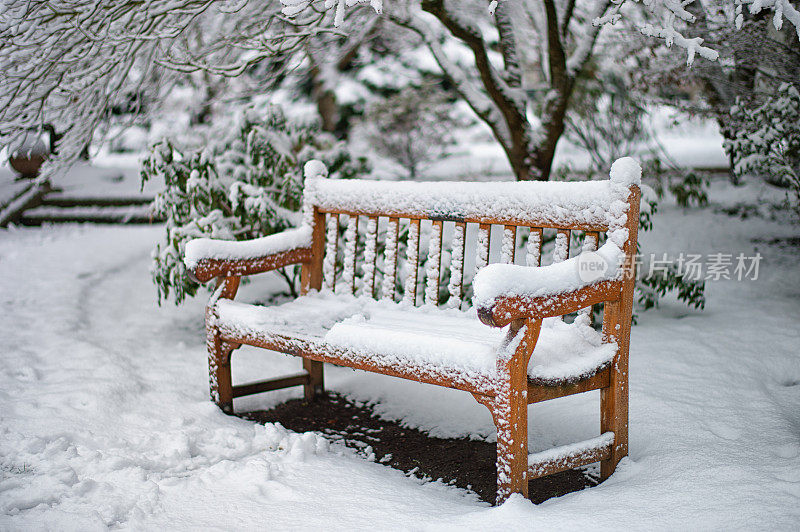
<box><xmin>726</xmin><ymin>83</ymin><xmax>800</xmax><ymax>216</ymax></box>
<box><xmin>141</xmin><ymin>104</ymin><xmax>369</xmax><ymax>304</ymax></box>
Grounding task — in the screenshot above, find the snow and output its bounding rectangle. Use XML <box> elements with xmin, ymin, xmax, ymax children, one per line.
<box><xmin>609</xmin><ymin>156</ymin><xmax>642</xmax><ymax>186</ymax></box>
<box><xmin>446</xmin><ymin>223</ymin><xmax>465</xmax><ymax>308</ymax></box>
<box><xmin>303</xmin><ymin>159</ymin><xmax>328</xmax><ymax>180</ymax></box>
<box><xmin>184</xmin><ymin>226</ymin><xmax>313</xmax><ymax>270</ymax></box>
<box><xmin>306</xmin><ymin>175</ymin><xmax>632</xmax><ymax>229</ymax></box>
<box><xmin>527</xmin><ymin>432</ymin><xmax>614</xmax><ymax>470</ymax></box>
<box><xmin>552</xmin><ymin>230</ymin><xmax>569</xmax><ymax>263</ymax></box>
<box><xmin>212</xmin><ymin>293</ymin><xmax>614</xmax><ymax>386</ymax></box>
<box><xmin>361</xmin><ymin>216</ymin><xmax>378</xmax><ymax>294</ymax></box>
<box><xmin>424</xmin><ymin>221</ymin><xmax>442</xmax><ymax>305</ymax></box>
<box><xmin>0</xmin><ymin>170</ymin><xmax>31</xmax><ymax>208</ymax></box>
<box><xmin>380</xmin><ymin>218</ymin><xmax>399</xmax><ymax>301</ymax></box>
<box><xmin>402</xmin><ymin>221</ymin><xmax>420</xmax><ymax>305</ymax></box>
<box><xmin>323</xmin><ymin>214</ymin><xmax>338</xmax><ymax>290</ymax></box>
<box><xmin>0</xmin><ymin>183</ymin><xmax>42</xmax><ymax>225</ymax></box>
<box><xmin>472</xmin><ymin>241</ymin><xmax>624</xmax><ymax>310</ymax></box>
<box><xmin>2</xmin><ymin>174</ymin><xmax>800</xmax><ymax>528</ymax></box>
<box><xmin>3</xmin><ymin>159</ymin><xmax>157</xmax><ymax>199</ymax></box>
<box><xmin>526</xmin><ymin>229</ymin><xmax>541</xmax><ymax>267</ymax></box>
<box><xmin>340</xmin><ymin>216</ymin><xmax>358</xmax><ymax>294</ymax></box>
<box><xmin>500</xmin><ymin>227</ymin><xmax>515</xmax><ymax>264</ymax></box>
<box><xmin>21</xmin><ymin>205</ymin><xmax>153</xmax><ymax>221</ymax></box>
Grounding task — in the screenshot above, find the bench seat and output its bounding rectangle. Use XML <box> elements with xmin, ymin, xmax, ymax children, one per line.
<box><xmin>215</xmin><ymin>292</ymin><xmax>616</xmax><ymax>388</ymax></box>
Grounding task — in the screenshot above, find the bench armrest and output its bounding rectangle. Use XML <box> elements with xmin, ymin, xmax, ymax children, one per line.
<box><xmin>474</xmin><ymin>242</ymin><xmax>625</xmax><ymax>327</ymax></box>
<box><xmin>184</xmin><ymin>226</ymin><xmax>314</xmax><ymax>283</ymax></box>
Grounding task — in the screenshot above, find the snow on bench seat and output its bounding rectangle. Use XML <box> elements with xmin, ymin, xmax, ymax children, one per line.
<box><xmin>214</xmin><ymin>292</ymin><xmax>616</xmax><ymax>386</ymax></box>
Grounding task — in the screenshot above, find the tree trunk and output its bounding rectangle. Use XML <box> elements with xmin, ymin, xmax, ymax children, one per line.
<box><xmin>315</xmin><ymin>84</ymin><xmax>339</xmax><ymax>134</ymax></box>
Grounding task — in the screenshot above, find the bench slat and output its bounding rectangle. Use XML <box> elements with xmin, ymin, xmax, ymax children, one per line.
<box><xmin>425</xmin><ymin>220</ymin><xmax>443</xmax><ymax>306</ymax></box>
<box><xmin>526</xmin><ymin>227</ymin><xmax>543</xmax><ymax>267</ymax></box>
<box><xmin>501</xmin><ymin>225</ymin><xmax>517</xmax><ymax>264</ymax></box>
<box><xmin>528</xmin><ymin>432</ymin><xmax>614</xmax><ymax>479</ymax></box>
<box><xmin>553</xmin><ymin>229</ymin><xmax>570</xmax><ymax>263</ymax></box>
<box><xmin>381</xmin><ymin>217</ymin><xmax>400</xmax><ymax>301</ymax></box>
<box><xmin>447</xmin><ymin>221</ymin><xmax>466</xmax><ymax>309</ymax></box>
<box><xmin>362</xmin><ymin>216</ymin><xmax>379</xmax><ymax>298</ymax></box>
<box><xmin>554</xmin><ymin>230</ymin><xmax>572</xmax><ymax>327</ymax></box>
<box><xmin>476</xmin><ymin>223</ymin><xmax>491</xmax><ymax>271</ymax></box>
<box><xmin>342</xmin><ymin>215</ymin><xmax>359</xmax><ymax>294</ymax></box>
<box><xmin>324</xmin><ymin>213</ymin><xmax>339</xmax><ymax>291</ymax></box>
<box><xmin>578</xmin><ymin>231</ymin><xmax>600</xmax><ymax>322</ymax></box>
<box><xmin>403</xmin><ymin>219</ymin><xmax>421</xmax><ymax>306</ymax></box>
<box><xmin>232</xmin><ymin>372</ymin><xmax>310</xmax><ymax>398</ymax></box>
<box><xmin>528</xmin><ymin>367</ymin><xmax>610</xmax><ymax>403</ymax></box>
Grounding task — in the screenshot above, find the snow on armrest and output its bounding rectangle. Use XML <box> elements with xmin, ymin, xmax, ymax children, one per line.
<box><xmin>184</xmin><ymin>226</ymin><xmax>314</xmax><ymax>281</ymax></box>
<box><xmin>473</xmin><ymin>242</ymin><xmax>625</xmax><ymax>326</ymax></box>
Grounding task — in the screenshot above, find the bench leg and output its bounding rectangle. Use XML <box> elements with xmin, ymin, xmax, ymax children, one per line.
<box><xmin>208</xmin><ymin>334</ymin><xmax>234</xmax><ymax>414</ymax></box>
<box><xmin>600</xmin><ymin>361</ymin><xmax>628</xmax><ymax>480</ymax></box>
<box><xmin>475</xmin><ymin>384</ymin><xmax>529</xmax><ymax>504</ymax></box>
<box><xmin>600</xmin><ymin>298</ymin><xmax>630</xmax><ymax>480</ymax></box>
<box><xmin>302</xmin><ymin>358</ymin><xmax>324</xmax><ymax>401</ymax></box>
<box><xmin>480</xmin><ymin>318</ymin><xmax>540</xmax><ymax>504</ymax></box>
<box><xmin>492</xmin><ymin>383</ymin><xmax>529</xmax><ymax>504</ymax></box>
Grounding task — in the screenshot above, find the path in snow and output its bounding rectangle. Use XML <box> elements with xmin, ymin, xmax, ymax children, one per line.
<box><xmin>2</xmin><ymin>183</ymin><xmax>800</xmax><ymax>529</ymax></box>
<box><xmin>0</xmin><ymin>226</ymin><xmax>481</xmax><ymax>530</ymax></box>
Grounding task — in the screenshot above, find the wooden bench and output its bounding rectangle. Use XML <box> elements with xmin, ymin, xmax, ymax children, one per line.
<box><xmin>184</xmin><ymin>157</ymin><xmax>642</xmax><ymax>504</ymax></box>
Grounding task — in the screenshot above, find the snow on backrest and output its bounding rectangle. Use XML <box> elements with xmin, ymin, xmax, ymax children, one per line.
<box><xmin>302</xmin><ymin>159</ymin><xmax>641</xmax><ymax>308</ymax></box>
<box><xmin>305</xmin><ymin>178</ymin><xmax>623</xmax><ymax>230</ymax></box>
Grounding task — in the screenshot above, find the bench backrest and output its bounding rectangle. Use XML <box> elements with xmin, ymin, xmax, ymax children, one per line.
<box><xmin>302</xmin><ymin>169</ymin><xmax>641</xmax><ymax>309</ymax></box>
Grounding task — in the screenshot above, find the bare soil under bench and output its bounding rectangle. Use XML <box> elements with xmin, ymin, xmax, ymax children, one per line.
<box><xmin>241</xmin><ymin>392</ymin><xmax>596</xmax><ymax>505</ymax></box>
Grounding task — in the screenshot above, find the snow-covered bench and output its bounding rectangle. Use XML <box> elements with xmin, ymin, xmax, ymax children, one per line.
<box><xmin>184</xmin><ymin>158</ymin><xmax>642</xmax><ymax>504</ymax></box>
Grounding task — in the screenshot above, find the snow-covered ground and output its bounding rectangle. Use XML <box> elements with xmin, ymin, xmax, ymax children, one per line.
<box><xmin>1</xmin><ymin>174</ymin><xmax>799</xmax><ymax>529</ymax></box>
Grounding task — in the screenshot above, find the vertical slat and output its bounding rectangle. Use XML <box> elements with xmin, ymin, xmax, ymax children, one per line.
<box><xmin>301</xmin><ymin>207</ymin><xmax>327</xmax><ymax>401</ymax></box>
<box><xmin>553</xmin><ymin>229</ymin><xmax>571</xmax><ymax>321</ymax></box>
<box><xmin>526</xmin><ymin>227</ymin><xmax>543</xmax><ymax>267</ymax></box>
<box><xmin>403</xmin><ymin>219</ymin><xmax>421</xmax><ymax>306</ymax></box>
<box><xmin>501</xmin><ymin>225</ymin><xmax>517</xmax><ymax>264</ymax></box>
<box><xmin>381</xmin><ymin>217</ymin><xmax>400</xmax><ymax>301</ymax></box>
<box><xmin>447</xmin><ymin>222</ymin><xmax>466</xmax><ymax>309</ymax></box>
<box><xmin>553</xmin><ymin>229</ymin><xmax>570</xmax><ymax>263</ymax></box>
<box><xmin>323</xmin><ymin>213</ymin><xmax>339</xmax><ymax>291</ymax></box>
<box><xmin>425</xmin><ymin>220</ymin><xmax>443</xmax><ymax>306</ymax></box>
<box><xmin>301</xmin><ymin>207</ymin><xmax>326</xmax><ymax>294</ymax></box>
<box><xmin>577</xmin><ymin>231</ymin><xmax>599</xmax><ymax>324</ymax></box>
<box><xmin>476</xmin><ymin>223</ymin><xmax>491</xmax><ymax>270</ymax></box>
<box><xmin>362</xmin><ymin>216</ymin><xmax>379</xmax><ymax>298</ymax></box>
<box><xmin>582</xmin><ymin>231</ymin><xmax>599</xmax><ymax>253</ymax></box>
<box><xmin>341</xmin><ymin>215</ymin><xmax>359</xmax><ymax>295</ymax></box>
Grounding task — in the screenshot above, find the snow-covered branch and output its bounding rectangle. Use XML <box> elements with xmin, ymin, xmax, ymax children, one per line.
<box><xmin>387</xmin><ymin>10</ymin><xmax>511</xmax><ymax>147</ymax></box>
<box><xmin>566</xmin><ymin>0</ymin><xmax>613</xmax><ymax>76</ymax></box>
<box><xmin>594</xmin><ymin>0</ymin><xmax>800</xmax><ymax>65</ymax></box>
<box><xmin>0</xmin><ymin>0</ymin><xmax>340</xmax><ymax>166</ymax></box>
<box><xmin>282</xmin><ymin>0</ymin><xmax>384</xmax><ymax>27</ymax></box>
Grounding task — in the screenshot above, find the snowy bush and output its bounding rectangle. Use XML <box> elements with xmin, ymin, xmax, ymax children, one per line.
<box><xmin>725</xmin><ymin>83</ymin><xmax>800</xmax><ymax>215</ymax></box>
<box><xmin>637</xmin><ymin>261</ymin><xmax>706</xmax><ymax>312</ymax></box>
<box><xmin>141</xmin><ymin>105</ymin><xmax>368</xmax><ymax>304</ymax></box>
